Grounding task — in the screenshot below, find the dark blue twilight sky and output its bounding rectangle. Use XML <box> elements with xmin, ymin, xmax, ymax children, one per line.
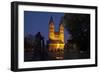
<box><xmin>24</xmin><ymin>11</ymin><xmax>70</xmax><ymax>42</ymax></box>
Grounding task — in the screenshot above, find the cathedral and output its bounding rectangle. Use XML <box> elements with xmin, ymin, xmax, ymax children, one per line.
<box><xmin>48</xmin><ymin>16</ymin><xmax>65</xmax><ymax>53</ymax></box>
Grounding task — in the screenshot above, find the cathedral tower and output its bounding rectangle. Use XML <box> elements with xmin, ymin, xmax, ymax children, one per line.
<box><xmin>59</xmin><ymin>19</ymin><xmax>64</xmax><ymax>43</ymax></box>
<box><xmin>49</xmin><ymin>16</ymin><xmax>54</xmax><ymax>40</ymax></box>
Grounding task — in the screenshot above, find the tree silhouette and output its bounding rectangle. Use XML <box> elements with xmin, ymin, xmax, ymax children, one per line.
<box><xmin>63</xmin><ymin>13</ymin><xmax>90</xmax><ymax>52</ymax></box>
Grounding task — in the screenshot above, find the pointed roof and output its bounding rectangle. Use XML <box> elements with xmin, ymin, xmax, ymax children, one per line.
<box><xmin>59</xmin><ymin>17</ymin><xmax>64</xmax><ymax>26</ymax></box>
<box><xmin>59</xmin><ymin>17</ymin><xmax>63</xmax><ymax>24</ymax></box>
<box><xmin>49</xmin><ymin>16</ymin><xmax>54</xmax><ymax>24</ymax></box>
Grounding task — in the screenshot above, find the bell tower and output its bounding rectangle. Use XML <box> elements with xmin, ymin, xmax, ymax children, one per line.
<box><xmin>59</xmin><ymin>19</ymin><xmax>64</xmax><ymax>43</ymax></box>
<box><xmin>49</xmin><ymin>16</ymin><xmax>54</xmax><ymax>40</ymax></box>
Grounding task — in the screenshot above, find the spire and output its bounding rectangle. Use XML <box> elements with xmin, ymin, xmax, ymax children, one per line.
<box><xmin>49</xmin><ymin>16</ymin><xmax>54</xmax><ymax>24</ymax></box>
<box><xmin>59</xmin><ymin>17</ymin><xmax>64</xmax><ymax>26</ymax></box>
<box><xmin>59</xmin><ymin>17</ymin><xmax>64</xmax><ymax>28</ymax></box>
